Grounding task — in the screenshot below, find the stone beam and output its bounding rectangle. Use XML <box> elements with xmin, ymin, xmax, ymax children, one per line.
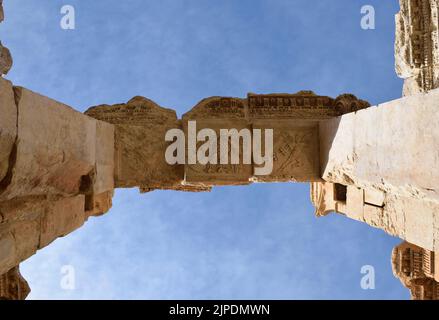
<box><xmin>85</xmin><ymin>91</ymin><xmax>368</xmax><ymax>190</ymax></box>
<box><xmin>314</xmin><ymin>88</ymin><xmax>439</xmax><ymax>252</ymax></box>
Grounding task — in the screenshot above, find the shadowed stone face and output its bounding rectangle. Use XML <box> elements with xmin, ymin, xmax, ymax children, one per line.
<box><xmin>392</xmin><ymin>241</ymin><xmax>439</xmax><ymax>300</ymax></box>
<box><xmin>0</xmin><ymin>266</ymin><xmax>30</xmax><ymax>300</ymax></box>
<box><xmin>0</xmin><ymin>43</ymin><xmax>12</xmax><ymax>76</ymax></box>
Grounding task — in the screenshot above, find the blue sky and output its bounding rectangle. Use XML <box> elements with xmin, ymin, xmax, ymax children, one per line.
<box><xmin>1</xmin><ymin>0</ymin><xmax>409</xmax><ymax>299</ymax></box>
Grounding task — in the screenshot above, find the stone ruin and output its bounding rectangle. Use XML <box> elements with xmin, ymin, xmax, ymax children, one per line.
<box><xmin>1</xmin><ymin>0</ymin><xmax>439</xmax><ymax>300</ymax></box>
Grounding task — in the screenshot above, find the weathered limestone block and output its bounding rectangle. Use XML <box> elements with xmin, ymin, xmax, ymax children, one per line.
<box><xmin>0</xmin><ymin>87</ymin><xmax>115</xmax><ymax>280</ymax></box>
<box><xmin>320</xmin><ymin>88</ymin><xmax>439</xmax><ymax>203</ymax></box>
<box><xmin>0</xmin><ymin>266</ymin><xmax>30</xmax><ymax>300</ymax></box>
<box><xmin>0</xmin><ymin>87</ymin><xmax>97</xmax><ymax>200</ymax></box>
<box><xmin>40</xmin><ymin>195</ymin><xmax>86</xmax><ymax>248</ymax></box>
<box><xmin>0</xmin><ymin>42</ymin><xmax>12</xmax><ymax>76</ymax></box>
<box><xmin>0</xmin><ymin>87</ymin><xmax>115</xmax><ymax>205</ymax></box>
<box><xmin>363</xmin><ymin>205</ymin><xmax>384</xmax><ymax>229</ymax></box>
<box><xmin>85</xmin><ymin>96</ymin><xmax>183</xmax><ymax>191</ymax></box>
<box><xmin>84</xmin><ymin>121</ymin><xmax>114</xmax><ymax>217</ymax></box>
<box><xmin>252</xmin><ymin>120</ymin><xmax>319</xmax><ymax>182</ymax></box>
<box><xmin>0</xmin><ymin>233</ymin><xmax>14</xmax><ymax>276</ymax></box>
<box><xmin>0</xmin><ymin>195</ymin><xmax>88</xmax><ymax>275</ymax></box>
<box><xmin>0</xmin><ymin>78</ymin><xmax>16</xmax><ymax>184</ymax></box>
<box><xmin>0</xmin><ymin>200</ymin><xmax>43</xmax><ymax>275</ymax></box>
<box><xmin>346</xmin><ymin>185</ymin><xmax>364</xmax><ymax>222</ymax></box>
<box><xmin>395</xmin><ymin>0</ymin><xmax>439</xmax><ymax>95</ymax></box>
<box><xmin>182</xmin><ymin>97</ymin><xmax>252</xmax><ymax>185</ymax></box>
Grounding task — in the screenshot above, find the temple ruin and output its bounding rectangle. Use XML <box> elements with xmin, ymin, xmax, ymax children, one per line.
<box><xmin>0</xmin><ymin>0</ymin><xmax>439</xmax><ymax>300</ymax></box>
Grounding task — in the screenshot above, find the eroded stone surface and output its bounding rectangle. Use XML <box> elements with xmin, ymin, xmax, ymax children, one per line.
<box><xmin>252</xmin><ymin>120</ymin><xmax>320</xmax><ymax>182</ymax></box>
<box><xmin>86</xmin><ymin>96</ymin><xmax>183</xmax><ymax>190</ymax></box>
<box><xmin>320</xmin><ymin>88</ymin><xmax>439</xmax><ymax>203</ymax></box>
<box><xmin>395</xmin><ymin>0</ymin><xmax>439</xmax><ymax>95</ymax></box>
<box><xmin>0</xmin><ymin>78</ymin><xmax>16</xmax><ymax>184</ymax></box>
<box><xmin>248</xmin><ymin>91</ymin><xmax>369</xmax><ymax>119</ymax></box>
<box><xmin>0</xmin><ymin>43</ymin><xmax>12</xmax><ymax>76</ymax></box>
<box><xmin>392</xmin><ymin>241</ymin><xmax>439</xmax><ymax>299</ymax></box>
<box><xmin>0</xmin><ymin>266</ymin><xmax>30</xmax><ymax>300</ymax></box>
<box><xmin>1</xmin><ymin>87</ymin><xmax>115</xmax><ymax>203</ymax></box>
<box><xmin>0</xmin><ymin>87</ymin><xmax>96</xmax><ymax>200</ymax></box>
<box><xmin>311</xmin><ymin>180</ymin><xmax>439</xmax><ymax>252</ymax></box>
<box><xmin>0</xmin><ymin>88</ymin><xmax>115</xmax><ymax>290</ymax></box>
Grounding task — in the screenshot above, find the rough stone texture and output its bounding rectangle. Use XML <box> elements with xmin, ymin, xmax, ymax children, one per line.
<box><xmin>182</xmin><ymin>97</ymin><xmax>252</xmax><ymax>186</ymax></box>
<box><xmin>0</xmin><ymin>43</ymin><xmax>12</xmax><ymax>76</ymax></box>
<box><xmin>0</xmin><ymin>87</ymin><xmax>114</xmax><ymax>202</ymax></box>
<box><xmin>252</xmin><ymin>120</ymin><xmax>320</xmax><ymax>182</ymax></box>
<box><xmin>392</xmin><ymin>241</ymin><xmax>439</xmax><ymax>299</ymax></box>
<box><xmin>248</xmin><ymin>91</ymin><xmax>369</xmax><ymax>119</ymax></box>
<box><xmin>0</xmin><ymin>195</ymin><xmax>92</xmax><ymax>276</ymax></box>
<box><xmin>0</xmin><ymin>87</ymin><xmax>115</xmax><ymax>299</ymax></box>
<box><xmin>395</xmin><ymin>0</ymin><xmax>439</xmax><ymax>96</ymax></box>
<box><xmin>0</xmin><ymin>78</ymin><xmax>16</xmax><ymax>184</ymax></box>
<box><xmin>320</xmin><ymin>89</ymin><xmax>439</xmax><ymax>203</ymax></box>
<box><xmin>1</xmin><ymin>87</ymin><xmax>96</xmax><ymax>200</ymax></box>
<box><xmin>0</xmin><ymin>266</ymin><xmax>30</xmax><ymax>300</ymax></box>
<box><xmin>40</xmin><ymin>195</ymin><xmax>86</xmax><ymax>248</ymax></box>
<box><xmin>86</xmin><ymin>96</ymin><xmax>184</xmax><ymax>191</ymax></box>
<box><xmin>311</xmin><ymin>180</ymin><xmax>439</xmax><ymax>252</ymax></box>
